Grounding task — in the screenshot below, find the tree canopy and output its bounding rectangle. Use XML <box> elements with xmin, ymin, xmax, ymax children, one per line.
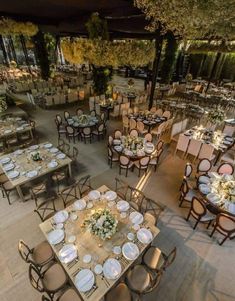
<box><xmin>134</xmin><ymin>0</ymin><xmax>235</xmax><ymax>41</ymax></box>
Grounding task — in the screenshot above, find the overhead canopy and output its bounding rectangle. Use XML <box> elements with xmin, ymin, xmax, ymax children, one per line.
<box><xmin>0</xmin><ymin>0</ymin><xmax>156</xmax><ymax>38</ymax></box>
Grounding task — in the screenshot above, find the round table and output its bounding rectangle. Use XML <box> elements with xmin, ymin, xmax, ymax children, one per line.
<box><xmin>69</xmin><ymin>115</ymin><xmax>99</xmax><ymax>129</ymax></box>
<box><xmin>128</xmin><ymin>114</ymin><xmax>166</xmax><ymax>132</ymax></box>
<box><xmin>112</xmin><ymin>136</ymin><xmax>155</xmax><ymax>160</ymax></box>
<box><xmin>199</xmin><ymin>173</ymin><xmax>235</xmax><ymax>216</ymax></box>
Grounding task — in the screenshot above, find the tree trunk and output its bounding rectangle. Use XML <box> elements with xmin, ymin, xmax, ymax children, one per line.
<box><xmin>0</xmin><ymin>35</ymin><xmax>9</xmax><ymax>66</ymax></box>
<box><xmin>148</xmin><ymin>31</ymin><xmax>163</xmax><ymax>110</ymax></box>
<box><xmin>19</xmin><ymin>35</ymin><xmax>31</xmax><ymax>73</ymax></box>
<box><xmin>8</xmin><ymin>36</ymin><xmax>18</xmax><ymax>64</ymax></box>
<box><xmin>205</xmin><ymin>52</ymin><xmax>221</xmax><ymax>92</ymax></box>
<box><xmin>33</xmin><ymin>31</ymin><xmax>50</xmax><ymax>80</ymax></box>
<box><xmin>197</xmin><ymin>54</ymin><xmax>207</xmax><ymax>78</ymax></box>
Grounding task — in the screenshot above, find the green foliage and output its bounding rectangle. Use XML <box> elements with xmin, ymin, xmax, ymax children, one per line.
<box><xmin>186</xmin><ymin>40</ymin><xmax>235</xmax><ymax>54</ymax></box>
<box><xmin>85</xmin><ymin>13</ymin><xmax>109</xmax><ymax>40</ymax></box>
<box><xmin>33</xmin><ymin>31</ymin><xmax>50</xmax><ymax>80</ymax></box>
<box><xmin>92</xmin><ymin>66</ymin><xmax>112</xmax><ymax>95</ymax></box>
<box><xmin>0</xmin><ymin>17</ymin><xmax>38</xmax><ymax>36</ymax></box>
<box><xmin>161</xmin><ymin>32</ymin><xmax>178</xmax><ymax>83</ymax></box>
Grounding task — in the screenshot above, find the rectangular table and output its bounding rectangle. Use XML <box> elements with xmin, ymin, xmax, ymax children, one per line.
<box><xmin>0</xmin><ymin>118</ymin><xmax>33</xmax><ymax>140</ymax></box>
<box><xmin>0</xmin><ymin>142</ymin><xmax>72</xmax><ymax>201</ymax></box>
<box><xmin>40</xmin><ymin>185</ymin><xmax>160</xmax><ymax>301</ymax></box>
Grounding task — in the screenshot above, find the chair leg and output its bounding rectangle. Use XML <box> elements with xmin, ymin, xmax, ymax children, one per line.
<box><xmin>193</xmin><ymin>219</ymin><xmax>200</xmax><ymax>230</ymax></box>
<box><xmin>125</xmin><ymin>168</ymin><xmax>128</xmax><ymax>177</ymax></box>
<box><xmin>210</xmin><ymin>226</ymin><xmax>216</xmax><ymax>237</ymax></box>
<box><xmin>219</xmin><ymin>235</ymin><xmax>229</xmax><ymax>246</ymax></box>
<box><xmin>119</xmin><ymin>166</ymin><xmax>121</xmax><ymax>175</ymax></box>
<box><xmin>186</xmin><ymin>210</ymin><xmax>191</xmax><ymax>221</ymax></box>
<box><xmin>207</xmin><ymin>220</ymin><xmax>212</xmax><ymax>229</ymax></box>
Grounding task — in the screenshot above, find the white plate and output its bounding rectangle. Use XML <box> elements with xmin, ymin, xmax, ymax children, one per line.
<box><xmin>117</xmin><ymin>200</ymin><xmax>130</xmax><ymax>212</ymax></box>
<box><xmin>73</xmin><ymin>199</ymin><xmax>86</xmax><ymax>210</ymax></box>
<box><xmin>198</xmin><ymin>175</ymin><xmax>210</xmax><ymax>184</ymax></box>
<box><xmin>53</xmin><ymin>210</ymin><xmax>69</xmax><ymax>224</ymax></box>
<box><xmin>47</xmin><ymin>229</ymin><xmax>64</xmax><ymax>245</ymax></box>
<box><xmin>223</xmin><ymin>140</ymin><xmax>232</xmax><ymax>145</ymax></box>
<box><xmin>67</xmin><ymin>235</ymin><xmax>76</xmax><ymax>243</ymax></box>
<box><xmin>26</xmin><ymin>170</ymin><xmax>38</xmax><ymax>178</ymax></box>
<box><xmin>0</xmin><ymin>157</ymin><xmax>11</xmax><ymax>164</ymax></box>
<box><xmin>113</xmin><ymin>139</ymin><xmax>121</xmax><ymax>145</ymax></box>
<box><xmin>207</xmin><ymin>193</ymin><xmax>220</xmax><ymax>204</ymax></box>
<box><xmin>103</xmin><ymin>258</ymin><xmax>122</xmax><ymax>280</ymax></box>
<box><xmin>88</xmin><ymin>190</ymin><xmax>100</xmax><ymax>201</ymax></box>
<box><xmin>50</xmin><ymin>147</ymin><xmax>59</xmax><ymax>153</ymax></box>
<box><xmin>199</xmin><ymin>184</ymin><xmax>211</xmax><ymax>195</ymax></box>
<box><xmin>44</xmin><ymin>143</ymin><xmax>53</xmax><ymax>149</ymax></box>
<box><xmin>94</xmin><ymin>264</ymin><xmax>103</xmax><ymax>275</ymax></box>
<box><xmin>16</xmin><ymin>127</ymin><xmax>24</xmax><ymax>131</ymax></box>
<box><xmin>56</xmin><ymin>153</ymin><xmax>66</xmax><ymax>159</ymax></box>
<box><xmin>137</xmin><ymin>228</ymin><xmax>153</xmax><ymax>244</ymax></box>
<box><xmin>3</xmin><ymin>163</ymin><xmax>15</xmax><ymax>172</ymax></box>
<box><xmin>114</xmin><ymin>145</ymin><xmax>122</xmax><ymax>152</ymax></box>
<box><xmin>120</xmin><ymin>212</ymin><xmax>127</xmax><ymax>219</ymax></box>
<box><xmin>70</xmin><ymin>213</ymin><xmax>78</xmax><ymax>221</ymax></box>
<box><xmin>87</xmin><ymin>202</ymin><xmax>93</xmax><ymax>209</ymax></box>
<box><xmin>29</xmin><ymin>145</ymin><xmax>39</xmax><ymax>150</ymax></box>
<box><xmin>225</xmin><ymin>136</ymin><xmax>233</xmax><ymax>142</ymax></box>
<box><xmin>58</xmin><ymin>244</ymin><xmax>77</xmax><ymax>264</ymax></box>
<box><xmin>122</xmin><ymin>242</ymin><xmax>140</xmax><ymax>261</ymax></box>
<box><xmin>83</xmin><ymin>254</ymin><xmax>92</xmax><ymax>263</ymax></box>
<box><xmin>4</xmin><ymin>129</ymin><xmax>12</xmax><ymax>134</ymax></box>
<box><xmin>55</xmin><ymin>223</ymin><xmax>64</xmax><ymax>229</ymax></box>
<box><xmin>127</xmin><ymin>232</ymin><xmax>135</xmax><ymax>241</ymax></box>
<box><xmin>75</xmin><ymin>269</ymin><xmax>95</xmax><ymax>293</ymax></box>
<box><xmin>129</xmin><ymin>212</ymin><xmax>144</xmax><ymax>225</ymax></box>
<box><xmin>14</xmin><ymin>149</ymin><xmax>23</xmax><ymax>156</ymax></box>
<box><xmin>47</xmin><ymin>161</ymin><xmax>58</xmax><ymax>168</ymax></box>
<box><xmin>7</xmin><ymin>170</ymin><xmax>20</xmax><ymax>179</ymax></box>
<box><xmin>105</xmin><ymin>190</ymin><xmax>117</xmax><ymax>201</ymax></box>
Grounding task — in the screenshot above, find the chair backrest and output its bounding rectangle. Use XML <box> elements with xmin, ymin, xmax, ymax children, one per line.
<box><xmin>64</xmin><ymin>111</ymin><xmax>70</xmax><ymax>120</ymax></box>
<box><xmin>120</xmin><ymin>155</ymin><xmax>130</xmax><ymax>166</ymax></box>
<box><xmin>123</xmin><ymin>116</ymin><xmax>129</xmax><ymax>127</ymax></box>
<box><xmin>108</xmin><ymin>135</ymin><xmax>113</xmax><ymax>146</ymax></box>
<box><xmin>184</xmin><ymin>163</ymin><xmax>193</xmax><ymax>178</ymax></box>
<box><xmin>113</xmin><ymin>105</ymin><xmax>120</xmax><ymax>116</ymax></box>
<box><xmin>59</xmin><ymin>182</ymin><xmax>79</xmax><ymax>208</ymax></box>
<box><xmin>28</xmin><ymin>264</ymin><xmax>44</xmax><ymax>293</ymax></box>
<box><xmin>187</xmin><ymin>139</ymin><xmax>202</xmax><ymax>157</ymax></box>
<box><xmin>83</xmin><ymin>127</ymin><xmax>91</xmax><ymax>135</ymax></box>
<box><xmin>216</xmin><ymin>213</ymin><xmax>235</xmax><ymax>234</ymax></box>
<box><xmin>223</xmin><ymin>125</ymin><xmax>235</xmax><ymax>137</ymax></box>
<box><xmin>137</xmin><ymin>121</ymin><xmax>145</xmax><ymax>132</ymax></box>
<box><xmin>197</xmin><ymin>158</ymin><xmax>212</xmax><ymax>173</ymax></box>
<box><xmin>129</xmin><ymin>119</ymin><xmax>136</xmax><ymax>130</ymax></box>
<box><xmin>150</xmin><ymin>107</ymin><xmax>156</xmax><ymax>113</ymax></box>
<box><xmin>180</xmin><ymin>179</ymin><xmax>189</xmax><ymax>197</ymax></box>
<box><xmin>198</xmin><ymin>143</ymin><xmax>214</xmax><ymax>160</ymax></box>
<box><xmin>156</xmin><ymin>108</ymin><xmax>163</xmax><ymax>117</ymax></box>
<box><xmin>191</xmin><ymin>197</ymin><xmax>207</xmax><ymax>217</ymax></box>
<box><xmin>114</xmin><ymin>130</ymin><xmax>122</xmax><ymax>139</ymax></box>
<box><xmin>126</xmin><ymin>186</ymin><xmax>145</xmax><ymax>209</ymax></box>
<box><xmin>217</xmin><ymin>162</ymin><xmax>234</xmax><ymax>175</ymax></box>
<box><xmin>140</xmin><ymin>156</ymin><xmax>150</xmax><ymax>167</ymax></box>
<box><xmin>66</xmin><ymin>125</ymin><xmax>74</xmax><ymax>134</ymax></box>
<box><xmin>34</xmin><ymin>197</ymin><xmax>56</xmax><ymax>222</ymax></box>
<box><xmin>171</xmin><ymin>121</ymin><xmax>182</xmax><ymax>138</ymax></box>
<box><xmin>163</xmin><ymin>247</ymin><xmax>177</xmax><ymax>270</ymax></box>
<box><xmin>56</xmin><ymin>114</ymin><xmax>62</xmax><ymax>125</ymax></box>
<box><xmin>98</xmin><ymin>123</ymin><xmax>104</xmax><ymax>132</ymax></box>
<box><xmin>115</xmin><ymin>177</ymin><xmax>129</xmax><ymax>199</ymax></box>
<box><xmin>90</xmin><ymin>110</ymin><xmax>96</xmax><ymax>117</ymax></box>
<box><xmin>162</xmin><ymin>110</ymin><xmax>171</xmax><ymax>119</ymax></box>
<box><xmin>156</xmin><ymin>140</ymin><xmax>164</xmax><ymax>152</ymax></box>
<box><xmin>176</xmin><ymin>134</ymin><xmax>190</xmax><ymax>152</ymax></box>
<box><xmin>18</xmin><ymin>240</ymin><xmax>32</xmax><ymax>263</ymax></box>
<box><xmin>181</xmin><ymin>119</ymin><xmax>188</xmax><ymax>131</ymax></box>
<box><xmin>76</xmin><ymin>109</ymin><xmax>83</xmax><ymax>116</ymax></box>
<box><xmin>129</xmin><ymin>129</ymin><xmax>139</xmax><ymax>138</ymax></box>
<box><xmin>77</xmin><ymin>175</ymin><xmax>92</xmax><ymax>197</ymax></box>
<box><xmin>144</xmin><ymin>133</ymin><xmax>153</xmax><ymax>142</ymax></box>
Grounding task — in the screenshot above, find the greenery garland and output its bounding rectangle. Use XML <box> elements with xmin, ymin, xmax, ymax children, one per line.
<box><xmin>186</xmin><ymin>40</ymin><xmax>235</xmax><ymax>54</ymax></box>
<box><xmin>0</xmin><ymin>17</ymin><xmax>38</xmax><ymax>36</ymax></box>
<box><xmin>61</xmin><ymin>38</ymin><xmax>155</xmax><ymax>67</ymax></box>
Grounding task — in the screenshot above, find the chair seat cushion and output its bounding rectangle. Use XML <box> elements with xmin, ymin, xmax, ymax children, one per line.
<box><xmin>32</xmin><ymin>241</ymin><xmax>53</xmax><ymax>265</ymax></box>
<box><xmin>149</xmin><ymin>158</ymin><xmax>157</xmax><ymax>165</ymax></box>
<box><xmin>59</xmin><ymin>288</ymin><xmax>82</xmax><ymax>301</ymax></box>
<box><xmin>3</xmin><ymin>180</ymin><xmax>14</xmax><ymax>190</ymax></box>
<box><xmin>121</xmin><ymin>162</ymin><xmax>133</xmax><ymax>169</ymax></box>
<box><xmin>185</xmin><ymin>189</ymin><xmax>198</xmax><ymax>202</ymax></box>
<box><xmin>134</xmin><ymin>161</ymin><xmax>148</xmax><ymax>169</ymax></box>
<box><xmin>106</xmin><ymin>283</ymin><xmax>131</xmax><ymax>301</ymax></box>
<box><xmin>42</xmin><ymin>263</ymin><xmax>67</xmax><ymax>292</ymax></box>
<box><xmin>143</xmin><ymin>247</ymin><xmax>165</xmax><ymax>270</ymax></box>
<box><xmin>52</xmin><ymin>173</ymin><xmax>66</xmax><ymax>181</ymax></box>
<box><xmin>126</xmin><ymin>264</ymin><xmax>150</xmax><ymax>292</ymax></box>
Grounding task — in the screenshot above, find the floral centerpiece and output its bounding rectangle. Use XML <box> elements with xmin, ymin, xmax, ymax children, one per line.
<box><xmin>84</xmin><ymin>209</ymin><xmax>118</xmax><ymax>240</ymax></box>
<box><xmin>212</xmin><ymin>175</ymin><xmax>235</xmax><ymax>203</ymax></box>
<box><xmin>78</xmin><ymin>114</ymin><xmax>89</xmax><ymax>125</ymax></box>
<box><xmin>128</xmin><ymin>79</ymin><xmax>135</xmax><ymax>88</ymax></box>
<box><xmin>122</xmin><ymin>135</ymin><xmax>144</xmax><ymax>151</ymax></box>
<box><xmin>0</xmin><ymin>97</ymin><xmax>7</xmax><ymax>113</ymax></box>
<box><xmin>31</xmin><ymin>151</ymin><xmax>42</xmax><ymax>161</ymax></box>
<box><xmin>208</xmin><ymin>107</ymin><xmax>226</xmax><ymax>125</ymax></box>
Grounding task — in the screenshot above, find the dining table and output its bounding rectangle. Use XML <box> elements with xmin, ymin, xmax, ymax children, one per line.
<box><xmin>199</xmin><ymin>172</ymin><xmax>235</xmax><ymax>216</ymax></box>
<box><xmin>39</xmin><ymin>185</ymin><xmax>160</xmax><ymax>301</ymax></box>
<box><xmin>0</xmin><ymin>117</ymin><xmax>33</xmax><ymax>141</ymax></box>
<box><xmin>128</xmin><ymin>113</ymin><xmax>166</xmax><ymax>132</ymax></box>
<box><xmin>0</xmin><ymin>141</ymin><xmax>72</xmax><ymax>201</ymax></box>
<box><xmin>112</xmin><ymin>135</ymin><xmax>155</xmax><ymax>160</ymax></box>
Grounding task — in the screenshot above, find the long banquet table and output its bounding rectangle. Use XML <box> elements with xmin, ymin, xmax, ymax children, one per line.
<box><xmin>0</xmin><ymin>141</ymin><xmax>72</xmax><ymax>201</ymax></box>
<box><xmin>40</xmin><ymin>185</ymin><xmax>160</xmax><ymax>301</ymax></box>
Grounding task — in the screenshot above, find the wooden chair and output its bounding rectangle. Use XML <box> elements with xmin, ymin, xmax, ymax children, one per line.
<box><xmin>210</xmin><ymin>213</ymin><xmax>235</xmax><ymax>245</ymax></box>
<box><xmin>76</xmin><ymin>108</ymin><xmax>83</xmax><ymax>116</ymax></box>
<box><xmin>56</xmin><ymin>288</ymin><xmax>82</xmax><ymax>301</ymax></box>
<box><xmin>119</xmin><ymin>155</ymin><xmax>134</xmax><ymax>177</ymax></box>
<box><xmin>179</xmin><ymin>179</ymin><xmax>198</xmax><ymax>207</ymax></box>
<box><xmin>137</xmin><ymin>121</ymin><xmax>148</xmax><ymax>135</ymax></box>
<box><xmin>196</xmin><ymin>158</ymin><xmax>212</xmax><ymax>178</ymax></box>
<box><xmin>126</xmin><ymin>264</ymin><xmax>162</xmax><ymax>298</ymax></box>
<box><xmin>59</xmin><ymin>182</ymin><xmax>79</xmax><ymax>208</ymax></box>
<box><xmin>133</xmin><ymin>156</ymin><xmax>150</xmax><ymax>177</ymax></box>
<box><xmin>186</xmin><ymin>197</ymin><xmax>215</xmax><ymax>230</ymax></box>
<box><xmin>81</xmin><ymin>127</ymin><xmax>92</xmax><ymax>144</ymax></box>
<box><xmin>126</xmin><ymin>186</ymin><xmax>145</xmax><ymax>211</ymax></box>
<box><xmin>141</xmin><ymin>196</ymin><xmax>165</xmax><ymax>225</ymax></box>
<box><xmin>0</xmin><ymin>180</ymin><xmax>15</xmax><ymax>205</ymax></box>
<box><xmin>18</xmin><ymin>240</ymin><xmax>54</xmax><ymax>270</ymax></box>
<box><xmin>29</xmin><ymin>263</ymin><xmax>68</xmax><ymax>300</ymax></box>
<box><xmin>149</xmin><ymin>142</ymin><xmax>164</xmax><ymax>171</ymax></box>
<box><xmin>66</xmin><ymin>126</ymin><xmax>79</xmax><ymax>143</ymax></box>
<box><xmin>105</xmin><ymin>282</ymin><xmax>132</xmax><ymax>301</ymax></box>
<box><xmin>108</xmin><ymin>146</ymin><xmax>119</xmax><ymax>168</ymax></box>
<box><xmin>30</xmin><ymin>180</ymin><xmax>49</xmax><ymax>207</ymax></box>
<box><xmin>34</xmin><ymin>196</ymin><xmax>57</xmax><ymax>222</ymax></box>
<box><xmin>143</xmin><ymin>246</ymin><xmax>177</xmax><ymax>272</ymax></box>
<box><xmin>77</xmin><ymin>175</ymin><xmax>93</xmax><ymax>197</ymax></box>
<box><xmin>129</xmin><ymin>129</ymin><xmax>138</xmax><ymax>138</ymax></box>
<box><xmin>144</xmin><ymin>133</ymin><xmax>153</xmax><ymax>143</ymax></box>
<box><xmin>115</xmin><ymin>177</ymin><xmax>129</xmax><ymax>200</ymax></box>
<box><xmin>114</xmin><ymin>129</ymin><xmax>122</xmax><ymax>139</ymax></box>
<box><xmin>52</xmin><ymin>169</ymin><xmax>69</xmax><ymax>193</ymax></box>
<box><xmin>92</xmin><ymin>123</ymin><xmax>105</xmax><ymax>140</ymax></box>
